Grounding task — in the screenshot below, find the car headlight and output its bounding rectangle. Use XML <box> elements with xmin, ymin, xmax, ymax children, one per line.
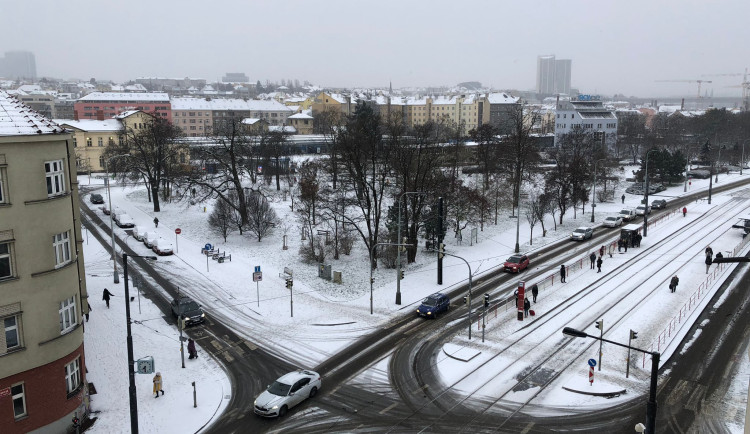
<box><xmin>254</xmin><ymin>399</ymin><xmax>257</xmax><ymax>405</ymax></box>
<box><xmin>271</xmin><ymin>405</ymin><xmax>278</xmax><ymax>410</ymax></box>
<box><xmin>201</xmin><ymin>313</ymin><xmax>205</xmax><ymax>318</ymax></box>
<box><xmin>427</xmin><ymin>312</ymin><xmax>432</xmax><ymax>315</ymax></box>
<box><xmin>416</xmin><ymin>309</ymin><xmax>421</xmax><ymax>313</ymax></box>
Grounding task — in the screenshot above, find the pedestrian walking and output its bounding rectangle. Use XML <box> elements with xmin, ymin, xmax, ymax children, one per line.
<box><xmin>589</xmin><ymin>252</ymin><xmax>596</xmax><ymax>269</ymax></box>
<box><xmin>86</xmin><ymin>301</ymin><xmax>91</xmax><ymax>322</ymax></box>
<box><xmin>514</xmin><ymin>289</ymin><xmax>519</xmax><ymax>306</ymax></box>
<box><xmin>523</xmin><ymin>298</ymin><xmax>531</xmax><ymax>318</ymax></box>
<box><xmin>102</xmin><ymin>288</ymin><xmax>114</xmax><ymax>308</ymax></box>
<box><xmin>621</xmin><ymin>194</ymin><xmax>626</xmax><ymax>204</ymax></box>
<box><xmin>618</xmin><ymin>239</ymin><xmax>623</xmax><ymax>252</ymax></box>
<box><xmin>624</xmin><ymin>240</ymin><xmax>628</xmax><ymax>252</ymax></box>
<box><xmin>531</xmin><ymin>284</ymin><xmax>539</xmax><ymax>303</ymax></box>
<box><xmin>188</xmin><ymin>339</ymin><xmax>198</xmax><ymax>359</ymax></box>
<box><xmin>153</xmin><ymin>217</ymin><xmax>159</xmax><ymax>228</ymax></box>
<box><xmin>669</xmin><ymin>276</ymin><xmax>679</xmax><ymax>293</ymax></box>
<box><xmin>153</xmin><ymin>372</ymin><xmax>165</xmax><ymax>398</ymax></box>
<box><xmin>683</xmin><ymin>206</ymin><xmax>687</xmax><ymax>217</ymax></box>
<box><xmin>560</xmin><ymin>264</ymin><xmax>566</xmax><ymax>283</ymax></box>
<box><xmin>599</xmin><ymin>245</ymin><xmax>605</xmax><ymax>257</ymax></box>
<box><xmin>705</xmin><ymin>246</ymin><xmax>713</xmax><ymax>258</ymax></box>
<box><xmin>596</xmin><ymin>256</ymin><xmax>603</xmax><ymax>273</ymax></box>
<box><xmin>705</xmin><ymin>254</ymin><xmax>712</xmax><ymax>273</ymax></box>
<box><xmin>636</xmin><ymin>234</ymin><xmax>642</xmax><ymax>247</ymax></box>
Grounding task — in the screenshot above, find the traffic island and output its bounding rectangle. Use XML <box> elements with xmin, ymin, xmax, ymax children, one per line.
<box><xmin>442</xmin><ymin>343</ymin><xmax>481</xmax><ymax>362</ymax></box>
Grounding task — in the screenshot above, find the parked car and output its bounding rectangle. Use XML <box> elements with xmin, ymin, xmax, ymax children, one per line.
<box><xmin>619</xmin><ymin>209</ymin><xmax>637</xmax><ymax>222</ymax></box>
<box><xmin>170</xmin><ymin>296</ymin><xmax>206</xmax><ymax>326</ymax></box>
<box><xmin>416</xmin><ymin>292</ymin><xmax>450</xmax><ymax>318</ymax></box>
<box><xmin>101</xmin><ymin>203</ymin><xmax>111</xmax><ymax>215</ymax></box>
<box><xmin>132</xmin><ymin>226</ymin><xmax>145</xmax><ymax>241</ymax></box>
<box><xmin>143</xmin><ymin>231</ymin><xmax>158</xmax><ymax>249</ymax></box>
<box><xmin>651</xmin><ymin>199</ymin><xmax>667</xmax><ymax>209</ymax></box>
<box><xmin>115</xmin><ymin>213</ymin><xmax>135</xmax><ymax>228</ymax></box>
<box><xmin>503</xmin><ymin>254</ymin><xmax>529</xmax><ymax>273</ymax></box>
<box><xmin>110</xmin><ymin>207</ymin><xmax>122</xmax><ymax>221</ymax></box>
<box><xmin>152</xmin><ymin>238</ymin><xmax>174</xmax><ymax>256</ymax></box>
<box><xmin>635</xmin><ymin>205</ymin><xmax>652</xmax><ymax>216</ymax></box>
<box><xmin>90</xmin><ymin>193</ymin><xmax>104</xmax><ymax>204</ymax></box>
<box><xmin>603</xmin><ymin>216</ymin><xmax>623</xmax><ymax>228</ymax></box>
<box><xmin>254</xmin><ymin>369</ymin><xmax>322</xmax><ymax>417</ymax></box>
<box><xmin>570</xmin><ymin>226</ymin><xmax>594</xmax><ymax>241</ymax></box>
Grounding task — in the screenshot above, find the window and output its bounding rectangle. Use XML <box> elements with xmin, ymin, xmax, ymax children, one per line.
<box><xmin>97</xmin><ymin>137</ymin><xmax>103</xmax><ymax>147</ymax></box>
<box><xmin>45</xmin><ymin>160</ymin><xmax>66</xmax><ymax>196</ymax></box>
<box><xmin>53</xmin><ymin>231</ymin><xmax>71</xmax><ymax>267</ymax></box>
<box><xmin>0</xmin><ymin>242</ymin><xmax>12</xmax><ymax>279</ymax></box>
<box><xmin>5</xmin><ymin>315</ymin><xmax>19</xmax><ymax>350</ymax></box>
<box><xmin>108</xmin><ymin>137</ymin><xmax>115</xmax><ymax>145</ymax></box>
<box><xmin>0</xmin><ymin>168</ymin><xmax>5</xmax><ymax>204</ymax></box>
<box><xmin>73</xmin><ymin>137</ymin><xmax>77</xmax><ymax>147</ymax></box>
<box><xmin>65</xmin><ymin>358</ymin><xmax>81</xmax><ymax>394</ymax></box>
<box><xmin>59</xmin><ymin>296</ymin><xmax>77</xmax><ymax>333</ymax></box>
<box><xmin>11</xmin><ymin>384</ymin><xmax>26</xmax><ymax>419</ymax></box>
<box><xmin>86</xmin><ymin>138</ymin><xmax>92</xmax><ymax>147</ymax></box>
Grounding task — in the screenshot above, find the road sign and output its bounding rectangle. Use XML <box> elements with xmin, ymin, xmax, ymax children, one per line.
<box><xmin>175</xmin><ymin>228</ymin><xmax>182</xmax><ymax>234</ymax></box>
<box><xmin>255</xmin><ymin>266</ymin><xmax>261</xmax><ymax>273</ymax></box>
<box><xmin>253</xmin><ymin>271</ymin><xmax>262</xmax><ymax>282</ymax></box>
<box><xmin>589</xmin><ymin>366</ymin><xmax>594</xmax><ymax>384</ymax></box>
<box><xmin>204</xmin><ymin>243</ymin><xmax>212</xmax><ymax>251</ymax></box>
<box><xmin>588</xmin><ymin>358</ymin><xmax>597</xmax><ymax>367</ymax></box>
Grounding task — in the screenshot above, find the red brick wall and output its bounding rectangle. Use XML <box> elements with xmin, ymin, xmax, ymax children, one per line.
<box><xmin>0</xmin><ymin>343</ymin><xmax>87</xmax><ymax>433</ymax></box>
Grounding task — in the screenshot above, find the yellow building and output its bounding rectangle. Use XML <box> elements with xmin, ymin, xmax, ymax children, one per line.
<box><xmin>287</xmin><ymin>113</ymin><xmax>314</xmax><ymax>135</ymax></box>
<box><xmin>56</xmin><ymin>118</ymin><xmax>122</xmax><ymax>173</ymax></box>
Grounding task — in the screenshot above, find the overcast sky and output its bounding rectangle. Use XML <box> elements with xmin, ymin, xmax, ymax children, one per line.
<box><xmin>2</xmin><ymin>0</ymin><xmax>748</xmax><ymax>97</ymax></box>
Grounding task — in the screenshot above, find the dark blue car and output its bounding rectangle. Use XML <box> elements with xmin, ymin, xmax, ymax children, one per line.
<box><xmin>416</xmin><ymin>293</ymin><xmax>450</xmax><ymax>318</ymax></box>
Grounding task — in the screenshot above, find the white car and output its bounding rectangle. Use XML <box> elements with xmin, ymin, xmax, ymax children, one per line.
<box><xmin>152</xmin><ymin>238</ymin><xmax>174</xmax><ymax>256</ymax></box>
<box><xmin>570</xmin><ymin>226</ymin><xmax>594</xmax><ymax>241</ymax></box>
<box><xmin>143</xmin><ymin>232</ymin><xmax>158</xmax><ymax>249</ymax></box>
<box><xmin>619</xmin><ymin>208</ymin><xmax>637</xmax><ymax>222</ymax></box>
<box><xmin>115</xmin><ymin>213</ymin><xmax>135</xmax><ymax>228</ymax></box>
<box><xmin>603</xmin><ymin>216</ymin><xmax>623</xmax><ymax>228</ymax></box>
<box><xmin>132</xmin><ymin>225</ymin><xmax>145</xmax><ymax>241</ymax></box>
<box><xmin>635</xmin><ymin>205</ymin><xmax>652</xmax><ymax>216</ymax></box>
<box><xmin>254</xmin><ymin>370</ymin><xmax>321</xmax><ymax>417</ymax></box>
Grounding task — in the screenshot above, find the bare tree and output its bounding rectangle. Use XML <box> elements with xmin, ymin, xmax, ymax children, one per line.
<box><xmin>525</xmin><ymin>194</ymin><xmax>541</xmax><ymax>244</ymax></box>
<box><xmin>245</xmin><ymin>191</ymin><xmax>279</xmax><ymax>242</ymax></box>
<box><xmin>208</xmin><ymin>198</ymin><xmax>234</xmax><ymax>242</ymax></box>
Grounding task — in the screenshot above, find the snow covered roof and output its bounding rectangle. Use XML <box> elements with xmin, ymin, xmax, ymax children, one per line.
<box><xmin>486</xmin><ymin>93</ymin><xmax>518</xmax><ymax>104</ymax></box>
<box><xmin>289</xmin><ymin>113</ymin><xmax>313</xmax><ymax>119</ymax></box>
<box><xmin>55</xmin><ymin>119</ymin><xmax>123</xmax><ymax>132</ymax></box>
<box><xmin>78</xmin><ymin>92</ymin><xmax>170</xmax><ymax>102</ymax></box>
<box><xmin>241</xmin><ymin>118</ymin><xmax>262</xmax><ymax>125</ymax></box>
<box><xmin>269</xmin><ymin>126</ymin><xmax>296</xmax><ymax>133</ymax></box>
<box><xmin>171</xmin><ymin>97</ymin><xmax>292</xmax><ymax>112</ymax></box>
<box><xmin>113</xmin><ymin>110</ymin><xmax>142</xmax><ymax>119</ymax></box>
<box><xmin>0</xmin><ymin>91</ymin><xmax>65</xmax><ymax>136</ymax></box>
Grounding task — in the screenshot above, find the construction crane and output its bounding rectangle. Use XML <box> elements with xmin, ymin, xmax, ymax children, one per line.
<box><xmin>654</xmin><ymin>79</ymin><xmax>712</xmax><ymax>98</ymax></box>
<box><xmin>704</xmin><ymin>69</ymin><xmax>750</xmax><ymax>111</ymax></box>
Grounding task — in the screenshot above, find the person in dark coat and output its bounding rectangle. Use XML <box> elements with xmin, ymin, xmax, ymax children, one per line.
<box><xmin>188</xmin><ymin>339</ymin><xmax>197</xmax><ymax>359</ymax></box>
<box><xmin>531</xmin><ymin>284</ymin><xmax>539</xmax><ymax>303</ymax></box>
<box><xmin>618</xmin><ymin>239</ymin><xmax>623</xmax><ymax>252</ymax></box>
<box><xmin>599</xmin><ymin>245</ymin><xmax>606</xmax><ymax>257</ymax></box>
<box><xmin>705</xmin><ymin>246</ymin><xmax>713</xmax><ymax>258</ymax></box>
<box><xmin>102</xmin><ymin>288</ymin><xmax>114</xmax><ymax>308</ymax></box>
<box><xmin>523</xmin><ymin>298</ymin><xmax>531</xmax><ymax>318</ymax></box>
<box><xmin>86</xmin><ymin>301</ymin><xmax>91</xmax><ymax>322</ymax></box>
<box><xmin>596</xmin><ymin>256</ymin><xmax>603</xmax><ymax>273</ymax></box>
<box><xmin>715</xmin><ymin>252</ymin><xmax>723</xmax><ymax>261</ymax></box>
<box><xmin>624</xmin><ymin>239</ymin><xmax>628</xmax><ymax>252</ymax></box>
<box><xmin>153</xmin><ymin>217</ymin><xmax>159</xmax><ymax>228</ymax></box>
<box><xmin>705</xmin><ymin>254</ymin><xmax>712</xmax><ymax>273</ymax></box>
<box><xmin>669</xmin><ymin>276</ymin><xmax>679</xmax><ymax>293</ymax></box>
<box><xmin>621</xmin><ymin>194</ymin><xmax>626</xmax><ymax>204</ymax></box>
<box><xmin>589</xmin><ymin>252</ymin><xmax>596</xmax><ymax>269</ymax></box>
<box><xmin>560</xmin><ymin>264</ymin><xmax>566</xmax><ymax>283</ymax></box>
<box><xmin>636</xmin><ymin>234</ymin><xmax>642</xmax><ymax>247</ymax></box>
<box><xmin>683</xmin><ymin>206</ymin><xmax>687</xmax><ymax>217</ymax></box>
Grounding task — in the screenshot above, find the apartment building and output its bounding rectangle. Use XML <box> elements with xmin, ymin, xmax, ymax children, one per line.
<box><xmin>287</xmin><ymin>113</ymin><xmax>314</xmax><ymax>135</ymax></box>
<box><xmin>554</xmin><ymin>95</ymin><xmax>618</xmax><ymax>146</ymax></box>
<box><xmin>74</xmin><ymin>92</ymin><xmax>171</xmax><ymax>121</ymax></box>
<box><xmin>0</xmin><ymin>91</ymin><xmax>89</xmax><ymax>432</ymax></box>
<box><xmin>172</xmin><ymin>97</ymin><xmax>293</xmax><ymax>136</ymax></box>
<box><xmin>55</xmin><ymin>119</ymin><xmax>122</xmax><ymax>173</ymax></box>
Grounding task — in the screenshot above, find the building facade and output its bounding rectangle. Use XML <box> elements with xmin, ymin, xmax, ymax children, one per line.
<box><xmin>0</xmin><ymin>91</ymin><xmax>89</xmax><ymax>433</ymax></box>
<box><xmin>554</xmin><ymin>96</ymin><xmax>618</xmax><ymax>146</ymax></box>
<box><xmin>74</xmin><ymin>92</ymin><xmax>171</xmax><ymax>122</ymax></box>
<box><xmin>172</xmin><ymin>97</ymin><xmax>292</xmax><ymax>136</ymax></box>
<box><xmin>536</xmin><ymin>55</ymin><xmax>572</xmax><ymax>95</ymax></box>
<box><xmin>0</xmin><ymin>51</ymin><xmax>37</xmax><ymax>80</ymax></box>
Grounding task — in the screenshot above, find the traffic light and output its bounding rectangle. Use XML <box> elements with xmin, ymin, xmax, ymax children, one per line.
<box><xmin>630</xmin><ymin>330</ymin><xmax>638</xmax><ymax>340</ymax></box>
<box><xmin>484</xmin><ymin>293</ymin><xmax>490</xmax><ymax>307</ymax></box>
<box><xmin>370</xmin><ymin>277</ymin><xmax>375</xmax><ymax>284</ymax></box>
<box><xmin>285</xmin><ymin>279</ymin><xmax>293</xmax><ymax>289</ymax></box>
<box><xmin>399</xmin><ymin>270</ymin><xmax>405</xmax><ymax>280</ymax></box>
<box><xmin>438</xmin><ymin>243</ymin><xmax>445</xmax><ymax>259</ymax></box>
<box><xmin>595</xmin><ymin>319</ymin><xmax>603</xmax><ymax>331</ymax></box>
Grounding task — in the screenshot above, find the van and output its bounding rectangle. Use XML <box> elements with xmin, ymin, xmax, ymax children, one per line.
<box><xmin>619</xmin><ymin>209</ymin><xmax>637</xmax><ymax>222</ymax></box>
<box><xmin>152</xmin><ymin>238</ymin><xmax>174</xmax><ymax>256</ymax></box>
<box><xmin>144</xmin><ymin>232</ymin><xmax>158</xmax><ymax>249</ymax></box>
<box><xmin>133</xmin><ymin>226</ymin><xmax>145</xmax><ymax>241</ymax></box>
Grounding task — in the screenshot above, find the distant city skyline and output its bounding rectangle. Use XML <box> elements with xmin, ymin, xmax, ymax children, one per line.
<box><xmin>1</xmin><ymin>1</ymin><xmax>748</xmax><ymax>98</ymax></box>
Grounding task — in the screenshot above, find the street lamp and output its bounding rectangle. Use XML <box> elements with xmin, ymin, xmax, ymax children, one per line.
<box><xmin>715</xmin><ymin>145</ymin><xmax>725</xmax><ymax>183</ymax></box>
<box><xmin>562</xmin><ymin>327</ymin><xmax>660</xmax><ymax>434</ymax></box>
<box><xmin>514</xmin><ymin>182</ymin><xmax>522</xmax><ymax>253</ymax></box>
<box><xmin>684</xmin><ymin>143</ymin><xmax>693</xmax><ymax>193</ymax></box>
<box><xmin>591</xmin><ymin>158</ymin><xmax>606</xmax><ymax>223</ymax></box>
<box><xmin>642</xmin><ymin>148</ymin><xmax>659</xmax><ymax>237</ymax></box>
<box><xmin>396</xmin><ymin>191</ymin><xmax>425</xmax><ymax>305</ymax></box>
<box><xmin>123</xmin><ymin>253</ymin><xmax>157</xmax><ymax>434</ymax></box>
<box><xmin>439</xmin><ymin>251</ymin><xmax>473</xmax><ymax>340</ymax></box>
<box><xmin>741</xmin><ymin>139</ymin><xmax>748</xmax><ymax>176</ymax></box>
<box><xmin>105</xmin><ymin>154</ymin><xmax>130</xmax><ymax>283</ymax></box>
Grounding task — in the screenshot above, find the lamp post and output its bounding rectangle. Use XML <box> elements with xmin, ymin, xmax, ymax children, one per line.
<box><xmin>591</xmin><ymin>158</ymin><xmax>605</xmax><ymax>223</ymax></box>
<box><xmin>123</xmin><ymin>253</ymin><xmax>157</xmax><ymax>434</ymax></box>
<box><xmin>105</xmin><ymin>154</ymin><xmax>130</xmax><ymax>284</ymax></box>
<box><xmin>439</xmin><ymin>251</ymin><xmax>473</xmax><ymax>340</ymax></box>
<box><xmin>562</xmin><ymin>327</ymin><xmax>660</xmax><ymax>434</ymax></box>
<box><xmin>741</xmin><ymin>139</ymin><xmax>748</xmax><ymax>176</ymax></box>
<box><xmin>684</xmin><ymin>144</ymin><xmax>692</xmax><ymax>193</ymax></box>
<box><xmin>514</xmin><ymin>182</ymin><xmax>522</xmax><ymax>253</ymax></box>
<box><xmin>642</xmin><ymin>149</ymin><xmax>659</xmax><ymax>237</ymax></box>
<box><xmin>715</xmin><ymin>145</ymin><xmax>725</xmax><ymax>183</ymax></box>
<box><xmin>369</xmin><ymin>241</ymin><xmax>411</xmax><ymax>314</ymax></box>
<box><xmin>396</xmin><ymin>191</ymin><xmax>425</xmax><ymax>305</ymax></box>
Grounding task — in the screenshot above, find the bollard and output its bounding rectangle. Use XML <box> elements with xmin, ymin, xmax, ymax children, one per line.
<box><xmin>203</xmin><ymin>206</ymin><xmax>206</xmax><ymax>213</ymax></box>
<box><xmin>192</xmin><ymin>381</ymin><xmax>197</xmax><ymax>408</ymax></box>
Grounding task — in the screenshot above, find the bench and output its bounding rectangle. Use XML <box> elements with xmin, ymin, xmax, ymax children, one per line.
<box><xmin>215</xmin><ymin>252</ymin><xmax>231</xmax><ymax>263</ymax></box>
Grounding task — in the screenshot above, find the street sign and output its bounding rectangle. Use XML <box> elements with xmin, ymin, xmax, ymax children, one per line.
<box><xmin>588</xmin><ymin>358</ymin><xmax>597</xmax><ymax>367</ymax></box>
<box><xmin>175</xmin><ymin>228</ymin><xmax>182</xmax><ymax>234</ymax></box>
<box><xmin>589</xmin><ymin>366</ymin><xmax>595</xmax><ymax>384</ymax></box>
<box><xmin>204</xmin><ymin>243</ymin><xmax>212</xmax><ymax>251</ymax></box>
<box><xmin>255</xmin><ymin>266</ymin><xmax>261</xmax><ymax>273</ymax></box>
<box><xmin>253</xmin><ymin>272</ymin><xmax>262</xmax><ymax>282</ymax></box>
<box><xmin>0</xmin><ymin>387</ymin><xmax>10</xmax><ymax>398</ymax></box>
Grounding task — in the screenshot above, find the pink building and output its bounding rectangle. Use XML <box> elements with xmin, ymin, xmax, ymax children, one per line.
<box><xmin>74</xmin><ymin>92</ymin><xmax>171</xmax><ymax>121</ymax></box>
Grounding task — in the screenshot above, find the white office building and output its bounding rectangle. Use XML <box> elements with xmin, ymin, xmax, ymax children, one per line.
<box><xmin>554</xmin><ymin>96</ymin><xmax>618</xmax><ymax>147</ymax></box>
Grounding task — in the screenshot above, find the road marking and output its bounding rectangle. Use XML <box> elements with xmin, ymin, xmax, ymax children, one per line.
<box><xmin>411</xmin><ymin>384</ymin><xmax>428</xmax><ymax>395</ymax></box>
<box><xmin>211</xmin><ymin>340</ymin><xmax>223</xmax><ymax>351</ymax></box>
<box><xmin>379</xmin><ymin>402</ymin><xmax>398</xmax><ymax>414</ymax></box>
<box><xmin>685</xmin><ymin>383</ymin><xmax>706</xmax><ymax>412</ymax></box>
<box><xmin>224</xmin><ymin>352</ymin><xmax>235</xmax><ymax>363</ymax></box>
<box><xmin>244</xmin><ymin>341</ymin><xmax>257</xmax><ymax>351</ymax></box>
<box><xmin>520</xmin><ymin>422</ymin><xmax>535</xmax><ymax>434</ymax></box>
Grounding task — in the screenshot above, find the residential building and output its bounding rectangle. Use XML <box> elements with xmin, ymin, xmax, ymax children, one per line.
<box><xmin>0</xmin><ymin>51</ymin><xmax>37</xmax><ymax>80</ymax></box>
<box><xmin>311</xmin><ymin>92</ymin><xmax>355</xmax><ymax>119</ymax></box>
<box><xmin>16</xmin><ymin>92</ymin><xmax>56</xmax><ymax>119</ymax></box>
<box><xmin>55</xmin><ymin>118</ymin><xmax>122</xmax><ymax>173</ymax></box>
<box><xmin>536</xmin><ymin>55</ymin><xmax>572</xmax><ymax>95</ymax></box>
<box><xmin>172</xmin><ymin>97</ymin><xmax>292</xmax><ymax>136</ymax></box>
<box><xmin>74</xmin><ymin>92</ymin><xmax>171</xmax><ymax>121</ymax></box>
<box><xmin>288</xmin><ymin>113</ymin><xmax>314</xmax><ymax>135</ymax></box>
<box><xmin>222</xmin><ymin>73</ymin><xmax>249</xmax><ymax>83</ymax></box>
<box><xmin>134</xmin><ymin>77</ymin><xmax>207</xmax><ymax>93</ymax></box>
<box><xmin>0</xmin><ymin>91</ymin><xmax>89</xmax><ymax>432</ymax></box>
<box><xmin>554</xmin><ymin>95</ymin><xmax>618</xmax><ymax>146</ymax></box>
<box><xmin>483</xmin><ymin>92</ymin><xmax>521</xmax><ymax>133</ymax></box>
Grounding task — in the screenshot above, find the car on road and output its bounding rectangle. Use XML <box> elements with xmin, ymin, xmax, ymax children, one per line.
<box><xmin>503</xmin><ymin>254</ymin><xmax>529</xmax><ymax>273</ymax></box>
<box><xmin>603</xmin><ymin>216</ymin><xmax>623</xmax><ymax>228</ymax></box>
<box><xmin>416</xmin><ymin>292</ymin><xmax>450</xmax><ymax>318</ymax></box>
<box><xmin>651</xmin><ymin>199</ymin><xmax>667</xmax><ymax>209</ymax></box>
<box><xmin>570</xmin><ymin>226</ymin><xmax>594</xmax><ymax>241</ymax></box>
<box><xmin>635</xmin><ymin>205</ymin><xmax>652</xmax><ymax>216</ymax></box>
<box><xmin>90</xmin><ymin>193</ymin><xmax>104</xmax><ymax>204</ymax></box>
<box><xmin>619</xmin><ymin>208</ymin><xmax>637</xmax><ymax>222</ymax></box>
<box><xmin>170</xmin><ymin>296</ymin><xmax>206</xmax><ymax>326</ymax></box>
<box><xmin>254</xmin><ymin>369</ymin><xmax>322</xmax><ymax>417</ymax></box>
<box><xmin>152</xmin><ymin>238</ymin><xmax>174</xmax><ymax>256</ymax></box>
<box><xmin>115</xmin><ymin>213</ymin><xmax>135</xmax><ymax>228</ymax></box>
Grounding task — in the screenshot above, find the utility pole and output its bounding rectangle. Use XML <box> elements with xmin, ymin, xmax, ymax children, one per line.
<box><xmin>437</xmin><ymin>197</ymin><xmax>443</xmax><ymax>285</ymax></box>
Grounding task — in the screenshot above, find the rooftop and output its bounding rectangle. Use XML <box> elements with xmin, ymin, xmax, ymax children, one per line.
<box><xmin>78</xmin><ymin>92</ymin><xmax>171</xmax><ymax>102</ymax></box>
<box><xmin>0</xmin><ymin>90</ymin><xmax>65</xmax><ymax>136</ymax></box>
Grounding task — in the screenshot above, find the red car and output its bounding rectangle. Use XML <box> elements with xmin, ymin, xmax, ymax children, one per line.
<box><xmin>504</xmin><ymin>254</ymin><xmax>529</xmax><ymax>273</ymax></box>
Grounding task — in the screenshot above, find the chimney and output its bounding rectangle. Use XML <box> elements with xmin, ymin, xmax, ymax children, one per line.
<box><xmin>73</xmin><ymin>109</ymin><xmax>79</xmax><ymax>121</ymax></box>
<box><xmin>96</xmin><ymin>110</ymin><xmax>105</xmax><ymax>121</ymax></box>
<box><xmin>680</xmin><ymin>98</ymin><xmax>684</xmax><ymax>111</ymax></box>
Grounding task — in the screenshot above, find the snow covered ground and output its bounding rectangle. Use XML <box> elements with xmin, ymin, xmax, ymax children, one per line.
<box><xmin>79</xmin><ymin>163</ymin><xmax>749</xmax><ymax>432</ymax></box>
